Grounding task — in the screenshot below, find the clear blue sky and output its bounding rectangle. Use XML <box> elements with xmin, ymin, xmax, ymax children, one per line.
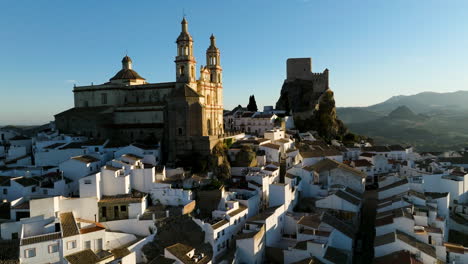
<box><xmin>1</xmin><ymin>0</ymin><xmax>468</xmax><ymax>125</ymax></box>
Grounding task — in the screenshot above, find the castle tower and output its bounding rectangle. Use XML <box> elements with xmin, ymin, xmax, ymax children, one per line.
<box><xmin>175</xmin><ymin>17</ymin><xmax>197</xmax><ymax>86</ymax></box>
<box><xmin>201</xmin><ymin>34</ymin><xmax>224</xmax><ymax>136</ymax></box>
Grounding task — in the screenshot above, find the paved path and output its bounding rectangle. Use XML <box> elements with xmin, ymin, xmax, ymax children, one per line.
<box><xmin>354</xmin><ymin>189</ymin><xmax>377</xmax><ymax>263</ymax></box>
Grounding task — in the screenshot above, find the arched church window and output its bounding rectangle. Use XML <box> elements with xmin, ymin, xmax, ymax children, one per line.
<box><xmin>207</xmin><ymin>119</ymin><xmax>212</xmax><ymax>135</ymax></box>
<box><xmin>210</xmin><ymin>73</ymin><xmax>214</xmax><ymax>82</ymax></box>
<box><xmin>180</xmin><ymin>65</ymin><xmax>185</xmax><ymax>77</ymax></box>
<box><xmin>191</xmin><ymin>66</ymin><xmax>195</xmax><ymax>79</ymax></box>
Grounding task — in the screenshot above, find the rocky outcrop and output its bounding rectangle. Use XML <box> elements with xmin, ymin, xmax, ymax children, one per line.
<box><xmin>207</xmin><ymin>142</ymin><xmax>231</xmax><ymax>180</ymax></box>
<box><xmin>276</xmin><ymin>79</ymin><xmax>347</xmax><ymax>141</ymax></box>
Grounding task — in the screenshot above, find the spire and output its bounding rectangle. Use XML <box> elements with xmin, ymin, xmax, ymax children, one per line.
<box><xmin>181</xmin><ymin>17</ymin><xmax>188</xmax><ymax>33</ymax></box>
<box><xmin>177</xmin><ymin>17</ymin><xmax>192</xmax><ymax>42</ymax></box>
<box><xmin>210</xmin><ymin>34</ymin><xmax>216</xmax><ymax>47</ymax></box>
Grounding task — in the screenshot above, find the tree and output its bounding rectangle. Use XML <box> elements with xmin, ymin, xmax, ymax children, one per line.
<box><xmin>247</xmin><ymin>95</ymin><xmax>258</xmax><ymax>112</ymax></box>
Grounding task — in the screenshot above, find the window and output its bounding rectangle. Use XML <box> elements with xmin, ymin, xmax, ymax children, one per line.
<box><xmin>178</xmin><ymin>128</ymin><xmax>183</xmax><ymax>136</ymax></box>
<box><xmin>120</xmin><ymin>205</ymin><xmax>127</xmax><ymax>212</ymax></box>
<box><xmin>31</xmin><ymin>187</ymin><xmax>36</xmax><ymax>192</ymax></box>
<box><xmin>95</xmin><ymin>147</ymin><xmax>99</xmax><ymax>152</ymax></box>
<box><xmin>101</xmin><ymin>93</ymin><xmax>107</xmax><ymax>104</ymax></box>
<box><xmin>180</xmin><ymin>65</ymin><xmax>185</xmax><ymax>77</ymax></box>
<box><xmin>84</xmin><ymin>240</ymin><xmax>91</xmax><ymax>249</ymax></box>
<box><xmin>24</xmin><ymin>248</ymin><xmax>36</xmax><ymax>258</ymax></box>
<box><xmin>67</xmin><ymin>240</ymin><xmax>77</xmax><ymax>250</ymax></box>
<box><xmin>3</xmin><ymin>188</ymin><xmax>7</xmax><ymax>195</ymax></box>
<box><xmin>102</xmin><ymin>207</ymin><xmax>107</xmax><ymax>218</ymax></box>
<box><xmin>11</xmin><ymin>232</ymin><xmax>18</xmax><ymax>239</ymax></box>
<box><xmin>48</xmin><ymin>243</ymin><xmax>59</xmax><ymax>253</ymax></box>
<box><xmin>95</xmin><ymin>238</ymin><xmax>103</xmax><ymax>251</ymax></box>
<box><xmin>84</xmin><ymin>179</ymin><xmax>92</xmax><ymax>184</ymax></box>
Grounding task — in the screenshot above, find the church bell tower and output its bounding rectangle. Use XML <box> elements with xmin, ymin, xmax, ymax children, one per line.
<box><xmin>175</xmin><ymin>17</ymin><xmax>197</xmax><ymax>86</ymax></box>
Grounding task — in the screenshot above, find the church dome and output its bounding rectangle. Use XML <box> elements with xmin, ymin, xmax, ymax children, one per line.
<box><xmin>110</xmin><ymin>69</ymin><xmax>145</xmax><ymax>81</ymax></box>
<box><xmin>122</xmin><ymin>55</ymin><xmax>132</xmax><ymax>63</ymax></box>
<box><xmin>110</xmin><ymin>55</ymin><xmax>145</xmax><ymax>81</ymax></box>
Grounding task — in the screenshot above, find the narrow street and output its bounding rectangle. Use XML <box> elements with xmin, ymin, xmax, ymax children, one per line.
<box><xmin>354</xmin><ymin>189</ymin><xmax>377</xmax><ymax>264</ymax></box>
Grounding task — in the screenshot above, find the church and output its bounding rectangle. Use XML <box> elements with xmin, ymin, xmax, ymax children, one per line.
<box><xmin>55</xmin><ymin>18</ymin><xmax>225</xmax><ymax>162</ymax></box>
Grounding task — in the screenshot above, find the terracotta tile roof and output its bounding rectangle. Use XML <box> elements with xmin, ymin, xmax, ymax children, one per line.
<box><xmin>291</xmin><ymin>257</ymin><xmax>325</xmax><ymax>264</ymax></box>
<box><xmin>323</xmin><ymin>246</ymin><xmax>348</xmax><ymax>264</ymax></box>
<box><xmin>321</xmin><ymin>212</ymin><xmax>355</xmax><ymax>238</ymax></box>
<box><xmin>71</xmin><ymin>155</ymin><xmax>100</xmax><ymax>164</ymax></box>
<box><xmin>396</xmin><ymin>230</ymin><xmax>436</xmax><ymax>258</ymax></box>
<box><xmin>131</xmin><ymin>143</ymin><xmax>159</xmax><ymax>150</ymax></box>
<box><xmin>227</xmin><ymin>205</ymin><xmax>248</xmax><ymax>217</ymax></box>
<box><xmin>352</xmin><ymin>159</ymin><xmax>373</xmax><ymax>167</ymax></box>
<box><xmin>294</xmin><ymin>240</ymin><xmax>308</xmax><ymax>250</ymax></box>
<box><xmin>20</xmin><ymin>232</ymin><xmax>61</xmax><ymax>246</ymax></box>
<box><xmin>122</xmin><ymin>153</ymin><xmax>143</xmax><ymax>160</ymax></box>
<box><xmin>300</xmin><ymin>148</ymin><xmax>341</xmax><ymax>158</ymax></box>
<box><xmin>360</xmin><ymin>152</ymin><xmax>376</xmax><ymax>157</ymax></box>
<box><xmin>98</xmin><ymin>193</ymin><xmax>145</xmax><ymax>204</ymax></box>
<box><xmin>297</xmin><ymin>214</ymin><xmax>321</xmax><ymax>229</ymax></box>
<box><xmin>378</xmin><ymin>179</ymin><xmax>409</xmax><ymax>192</ymax></box>
<box><xmin>10</xmin><ymin>135</ymin><xmax>30</xmax><ymax>140</ymax></box>
<box><xmin>60</xmin><ymin>212</ymin><xmax>79</xmax><ymax>237</ymax></box>
<box><xmin>111</xmin><ymin>247</ymin><xmax>132</xmax><ymax>259</ymax></box>
<box><xmin>13</xmin><ymin>177</ymin><xmax>38</xmax><ymax>187</ymax></box>
<box><xmin>423</xmin><ymin>226</ymin><xmax>442</xmax><ymax>234</ymax></box>
<box><xmin>334</xmin><ymin>190</ymin><xmax>360</xmax><ymax>206</ymax></box>
<box><xmin>424</xmin><ymin>192</ymin><xmax>449</xmax><ymax>199</ymax></box>
<box><xmin>362</xmin><ymin>146</ymin><xmax>391</xmax><ymax>152</ymax></box>
<box><xmin>65</xmin><ymin>249</ymin><xmax>100</xmax><ymax>264</ymax></box>
<box><xmin>12</xmin><ymin>201</ymin><xmax>29</xmax><ymax>210</ymax></box>
<box><xmin>104</xmin><ymin>165</ymin><xmax>122</xmax><ymax>171</ymax></box>
<box><xmin>444</xmin><ymin>242</ymin><xmax>467</xmax><ymax>254</ymax></box>
<box><xmin>79</xmin><ymin>226</ymin><xmax>105</xmax><ymax>234</ymax></box>
<box><xmin>275</xmin><ymin>138</ymin><xmax>290</xmax><ymax>144</ymax></box>
<box><xmin>263</xmin><ymin>167</ymin><xmax>278</xmax><ymax>172</ymax></box>
<box><xmin>374</xmin><ymin>232</ymin><xmax>396</xmax><ymax>246</ymax></box>
<box><xmin>235</xmin><ymin>230</ymin><xmax>261</xmax><ymax>240</ymax></box>
<box><xmin>308</xmin><ymin>159</ymin><xmax>366</xmax><ymax>178</ymax></box>
<box><xmin>260</xmin><ymin>143</ymin><xmax>281</xmax><ymax>150</ymax></box>
<box><xmin>211</xmin><ymin>219</ymin><xmax>229</xmax><ymax>230</ymax></box>
<box><xmin>247</xmin><ymin>180</ymin><xmax>262</xmax><ymax>188</ymax></box>
<box><xmin>374</xmin><ymin>250</ymin><xmax>420</xmax><ymax>264</ymax></box>
<box><xmin>344</xmin><ymin>187</ymin><xmax>363</xmax><ymax>199</ymax></box>
<box><xmin>165</xmin><ymin>243</ymin><xmax>211</xmax><ymax>264</ymax></box>
<box><xmin>44</xmin><ymin>143</ymin><xmax>66</xmax><ymax>149</ymax></box>
<box><xmin>0</xmin><ymin>176</ymin><xmax>12</xmax><ymax>186</ymax></box>
<box><xmin>389</xmin><ymin>145</ymin><xmax>406</xmax><ymax>151</ymax></box>
<box><xmin>375</xmin><ymin>215</ymin><xmax>394</xmax><ymax>227</ymax></box>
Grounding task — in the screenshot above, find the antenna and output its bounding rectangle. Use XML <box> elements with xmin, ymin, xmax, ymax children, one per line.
<box><xmin>183</xmin><ymin>8</ymin><xmax>186</xmax><ymax>18</ymax></box>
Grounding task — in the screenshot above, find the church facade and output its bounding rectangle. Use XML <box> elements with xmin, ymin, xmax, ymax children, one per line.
<box><xmin>55</xmin><ymin>18</ymin><xmax>224</xmax><ymax>161</ymax></box>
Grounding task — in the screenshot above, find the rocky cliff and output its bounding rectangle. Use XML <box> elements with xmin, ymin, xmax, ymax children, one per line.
<box><xmin>275</xmin><ymin>79</ymin><xmax>348</xmax><ymax>141</ymax></box>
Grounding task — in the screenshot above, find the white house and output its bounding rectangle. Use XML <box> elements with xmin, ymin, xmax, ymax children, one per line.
<box><xmin>59</xmin><ymin>155</ymin><xmax>101</xmax><ymax>195</ymax></box>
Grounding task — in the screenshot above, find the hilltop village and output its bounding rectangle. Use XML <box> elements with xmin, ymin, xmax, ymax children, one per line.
<box><xmin>1</xmin><ymin>19</ymin><xmax>468</xmax><ymax>264</ymax></box>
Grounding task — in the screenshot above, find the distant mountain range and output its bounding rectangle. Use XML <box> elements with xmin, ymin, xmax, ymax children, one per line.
<box><xmin>337</xmin><ymin>90</ymin><xmax>468</xmax><ymax>151</ymax></box>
